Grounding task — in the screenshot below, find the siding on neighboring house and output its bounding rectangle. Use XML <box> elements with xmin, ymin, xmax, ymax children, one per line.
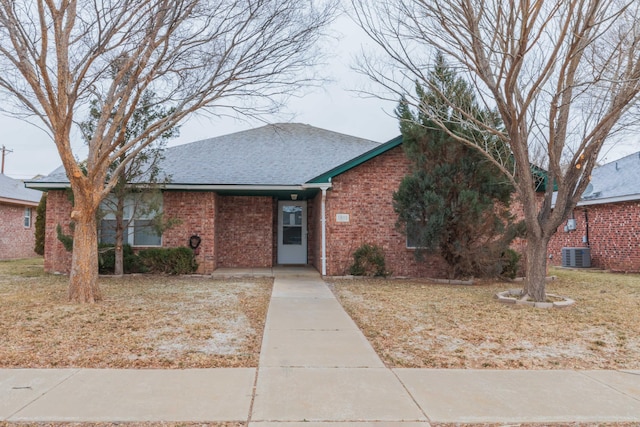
<box><xmin>0</xmin><ymin>202</ymin><xmax>38</xmax><ymax>259</ymax></box>
<box><xmin>324</xmin><ymin>146</ymin><xmax>448</xmax><ymax>277</ymax></box>
<box><xmin>0</xmin><ymin>173</ymin><xmax>41</xmax><ymax>260</ymax></box>
<box><xmin>548</xmin><ymin>201</ymin><xmax>640</xmax><ymax>272</ymax></box>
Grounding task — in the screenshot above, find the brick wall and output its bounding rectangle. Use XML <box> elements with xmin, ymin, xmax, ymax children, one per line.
<box><xmin>325</xmin><ymin>146</ymin><xmax>448</xmax><ymax>277</ymax></box>
<box><xmin>162</xmin><ymin>191</ymin><xmax>217</xmax><ymax>273</ymax></box>
<box><xmin>548</xmin><ymin>201</ymin><xmax>640</xmax><ymax>272</ymax></box>
<box><xmin>0</xmin><ymin>201</ymin><xmax>38</xmax><ymax>260</ymax></box>
<box><xmin>217</xmin><ymin>196</ymin><xmax>274</xmax><ymax>268</ymax></box>
<box><xmin>44</xmin><ymin>190</ymin><xmax>73</xmax><ymax>273</ymax></box>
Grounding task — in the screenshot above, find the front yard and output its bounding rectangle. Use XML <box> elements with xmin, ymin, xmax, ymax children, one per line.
<box><xmin>330</xmin><ymin>268</ymin><xmax>640</xmax><ymax>370</ymax></box>
<box><xmin>3</xmin><ymin>258</ymin><xmax>640</xmax><ymax>372</ymax></box>
<box><xmin>0</xmin><ymin>258</ymin><xmax>272</xmax><ymax>369</ymax></box>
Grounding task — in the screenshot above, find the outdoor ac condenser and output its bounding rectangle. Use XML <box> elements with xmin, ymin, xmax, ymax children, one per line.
<box><xmin>561</xmin><ymin>247</ymin><xmax>591</xmax><ymax>268</ymax></box>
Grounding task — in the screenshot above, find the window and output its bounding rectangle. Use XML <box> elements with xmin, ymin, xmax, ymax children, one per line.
<box><xmin>98</xmin><ymin>194</ymin><xmax>162</xmax><ymax>247</ymax></box>
<box><xmin>24</xmin><ymin>208</ymin><xmax>32</xmax><ymax>228</ymax></box>
<box><xmin>405</xmin><ymin>221</ymin><xmax>426</xmax><ymax>249</ymax></box>
<box><xmin>133</xmin><ymin>220</ymin><xmax>162</xmax><ymax>246</ymax></box>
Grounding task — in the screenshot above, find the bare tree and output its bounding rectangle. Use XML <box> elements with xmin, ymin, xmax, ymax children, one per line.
<box><xmin>351</xmin><ymin>0</ymin><xmax>640</xmax><ymax>301</ymax></box>
<box><xmin>0</xmin><ymin>0</ymin><xmax>338</xmax><ymax>303</ymax></box>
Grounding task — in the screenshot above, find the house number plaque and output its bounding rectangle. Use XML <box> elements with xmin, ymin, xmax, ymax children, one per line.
<box><xmin>336</xmin><ymin>213</ymin><xmax>350</xmax><ymax>223</ymax></box>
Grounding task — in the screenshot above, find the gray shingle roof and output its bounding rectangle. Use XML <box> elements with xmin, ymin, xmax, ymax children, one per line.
<box><xmin>30</xmin><ymin>123</ymin><xmax>381</xmax><ymax>187</ymax></box>
<box><xmin>0</xmin><ymin>174</ymin><xmax>42</xmax><ymax>204</ymax></box>
<box><xmin>579</xmin><ymin>151</ymin><xmax>640</xmax><ymax>204</ymax></box>
<box><xmin>161</xmin><ymin>123</ymin><xmax>380</xmax><ymax>185</ymax></box>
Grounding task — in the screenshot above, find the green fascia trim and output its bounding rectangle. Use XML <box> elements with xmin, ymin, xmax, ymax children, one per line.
<box><xmin>307</xmin><ymin>135</ymin><xmax>403</xmax><ymax>184</ymax></box>
<box><xmin>530</xmin><ymin>164</ymin><xmax>557</xmax><ymax>192</ymax></box>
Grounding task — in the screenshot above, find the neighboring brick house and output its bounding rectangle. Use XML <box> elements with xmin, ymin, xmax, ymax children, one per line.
<box><xmin>0</xmin><ymin>173</ymin><xmax>41</xmax><ymax>260</ymax></box>
<box><xmin>27</xmin><ymin>123</ymin><xmax>450</xmax><ymax>276</ymax></box>
<box><xmin>548</xmin><ymin>152</ymin><xmax>640</xmax><ymax>272</ymax></box>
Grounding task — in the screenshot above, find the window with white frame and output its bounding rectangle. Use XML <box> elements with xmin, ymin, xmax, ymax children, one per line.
<box><xmin>98</xmin><ymin>194</ymin><xmax>162</xmax><ymax>247</ymax></box>
<box><xmin>24</xmin><ymin>208</ymin><xmax>32</xmax><ymax>228</ymax></box>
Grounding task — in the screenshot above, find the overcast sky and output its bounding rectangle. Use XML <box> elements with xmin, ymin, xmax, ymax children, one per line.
<box><xmin>1</xmin><ymin>12</ymin><xmax>638</xmax><ymax>180</ymax></box>
<box><xmin>0</xmin><ymin>14</ymin><xmax>400</xmax><ymax>180</ymax></box>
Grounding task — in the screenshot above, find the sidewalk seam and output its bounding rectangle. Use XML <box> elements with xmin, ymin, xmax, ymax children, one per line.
<box><xmin>579</xmin><ymin>370</ymin><xmax>640</xmax><ymax>403</ymax></box>
<box><xmin>7</xmin><ymin>369</ymin><xmax>81</xmax><ymax>421</ymax></box>
<box><xmin>390</xmin><ymin>367</ymin><xmax>432</xmax><ymax>424</ymax></box>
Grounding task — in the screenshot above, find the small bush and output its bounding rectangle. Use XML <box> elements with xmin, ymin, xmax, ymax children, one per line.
<box><xmin>137</xmin><ymin>247</ymin><xmax>198</xmax><ymax>274</ymax></box>
<box><xmin>98</xmin><ymin>244</ymin><xmax>143</xmax><ymax>274</ymax></box>
<box><xmin>349</xmin><ymin>243</ymin><xmax>388</xmax><ymax>277</ymax></box>
<box><xmin>500</xmin><ymin>248</ymin><xmax>522</xmax><ymax>279</ymax></box>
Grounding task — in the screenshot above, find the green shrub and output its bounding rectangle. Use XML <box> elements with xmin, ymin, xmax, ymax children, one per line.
<box><xmin>98</xmin><ymin>244</ymin><xmax>143</xmax><ymax>274</ymax></box>
<box><xmin>137</xmin><ymin>247</ymin><xmax>198</xmax><ymax>274</ymax></box>
<box><xmin>500</xmin><ymin>248</ymin><xmax>522</xmax><ymax>279</ymax></box>
<box><xmin>349</xmin><ymin>243</ymin><xmax>388</xmax><ymax>277</ymax></box>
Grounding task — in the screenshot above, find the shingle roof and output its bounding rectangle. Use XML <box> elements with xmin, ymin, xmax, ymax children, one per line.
<box><xmin>162</xmin><ymin>123</ymin><xmax>380</xmax><ymax>185</ymax></box>
<box><xmin>579</xmin><ymin>151</ymin><xmax>640</xmax><ymax>204</ymax></box>
<box><xmin>0</xmin><ymin>174</ymin><xmax>42</xmax><ymax>205</ymax></box>
<box><xmin>29</xmin><ymin>123</ymin><xmax>381</xmax><ymax>187</ymax></box>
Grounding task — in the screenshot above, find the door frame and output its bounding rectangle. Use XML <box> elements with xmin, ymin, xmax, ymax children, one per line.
<box><xmin>277</xmin><ymin>200</ymin><xmax>308</xmax><ymax>264</ymax></box>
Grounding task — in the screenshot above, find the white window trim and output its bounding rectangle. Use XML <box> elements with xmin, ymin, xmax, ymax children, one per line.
<box><xmin>99</xmin><ymin>194</ymin><xmax>163</xmax><ymax>247</ymax></box>
<box><xmin>23</xmin><ymin>207</ymin><xmax>32</xmax><ymax>228</ymax></box>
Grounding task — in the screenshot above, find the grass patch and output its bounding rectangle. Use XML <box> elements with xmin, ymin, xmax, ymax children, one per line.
<box><xmin>330</xmin><ymin>268</ymin><xmax>640</xmax><ymax>370</ymax></box>
<box><xmin>0</xmin><ymin>258</ymin><xmax>271</xmax><ymax>368</ymax></box>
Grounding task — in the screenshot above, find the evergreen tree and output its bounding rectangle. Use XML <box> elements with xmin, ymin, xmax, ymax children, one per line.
<box><xmin>393</xmin><ymin>53</ymin><xmax>521</xmax><ymax>278</ymax></box>
<box><xmin>34</xmin><ymin>193</ymin><xmax>46</xmax><ymax>256</ymax></box>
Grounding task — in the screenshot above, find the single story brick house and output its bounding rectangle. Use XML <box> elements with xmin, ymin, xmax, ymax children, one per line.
<box><xmin>548</xmin><ymin>151</ymin><xmax>640</xmax><ymax>272</ymax></box>
<box><xmin>0</xmin><ymin>173</ymin><xmax>41</xmax><ymax>260</ymax></box>
<box><xmin>27</xmin><ymin>123</ymin><xmax>448</xmax><ymax>276</ymax></box>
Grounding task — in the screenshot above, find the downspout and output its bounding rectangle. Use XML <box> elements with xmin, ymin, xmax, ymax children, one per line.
<box><xmin>321</xmin><ymin>186</ymin><xmax>327</xmax><ymax>276</ymax></box>
<box><xmin>584</xmin><ymin>208</ymin><xmax>590</xmax><ymax>246</ymax></box>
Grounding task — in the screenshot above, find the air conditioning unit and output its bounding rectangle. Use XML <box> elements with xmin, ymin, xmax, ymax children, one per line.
<box><xmin>561</xmin><ymin>247</ymin><xmax>591</xmax><ymax>268</ymax></box>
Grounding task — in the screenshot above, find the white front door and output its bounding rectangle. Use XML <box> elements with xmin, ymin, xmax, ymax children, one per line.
<box><xmin>277</xmin><ymin>201</ymin><xmax>307</xmax><ymax>264</ymax></box>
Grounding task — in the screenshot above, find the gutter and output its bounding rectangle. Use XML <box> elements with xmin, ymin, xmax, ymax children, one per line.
<box><xmin>0</xmin><ymin>196</ymin><xmax>39</xmax><ymax>207</ymax></box>
<box><xmin>576</xmin><ymin>193</ymin><xmax>640</xmax><ymax>206</ymax></box>
<box><xmin>25</xmin><ymin>182</ymin><xmax>310</xmax><ymax>192</ymax></box>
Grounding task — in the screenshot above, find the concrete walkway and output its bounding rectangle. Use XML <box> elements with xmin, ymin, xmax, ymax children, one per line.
<box><xmin>2</xmin><ymin>268</ymin><xmax>640</xmax><ymax>425</ymax></box>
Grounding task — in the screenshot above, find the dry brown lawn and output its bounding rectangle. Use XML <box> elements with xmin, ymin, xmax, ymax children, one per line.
<box><xmin>0</xmin><ymin>258</ymin><xmax>271</xmax><ymax>369</ymax></box>
<box><xmin>330</xmin><ymin>268</ymin><xmax>640</xmax><ymax>370</ymax></box>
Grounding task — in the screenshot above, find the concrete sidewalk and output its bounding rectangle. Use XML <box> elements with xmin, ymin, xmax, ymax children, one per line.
<box><xmin>2</xmin><ymin>268</ymin><xmax>640</xmax><ymax>425</ymax></box>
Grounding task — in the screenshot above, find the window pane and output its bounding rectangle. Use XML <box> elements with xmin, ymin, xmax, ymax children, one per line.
<box><xmin>282</xmin><ymin>206</ymin><xmax>302</xmax><ymax>226</ymax></box>
<box><xmin>134</xmin><ymin>220</ymin><xmax>161</xmax><ymax>246</ymax></box>
<box><xmin>283</xmin><ymin>226</ymin><xmax>302</xmax><ymax>245</ymax></box>
<box><xmin>406</xmin><ymin>222</ymin><xmax>424</xmax><ymax>249</ymax></box>
<box><xmin>24</xmin><ymin>208</ymin><xmax>31</xmax><ymax>228</ymax></box>
<box><xmin>100</xmin><ymin>220</ymin><xmax>117</xmax><ymax>245</ymax></box>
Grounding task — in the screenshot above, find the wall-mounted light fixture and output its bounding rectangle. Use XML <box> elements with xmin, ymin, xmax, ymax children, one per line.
<box><xmin>290</xmin><ymin>194</ymin><xmax>298</xmax><ymax>200</ymax></box>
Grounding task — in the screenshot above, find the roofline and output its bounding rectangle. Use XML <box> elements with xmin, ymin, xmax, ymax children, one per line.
<box><xmin>577</xmin><ymin>193</ymin><xmax>640</xmax><ymax>206</ymax></box>
<box><xmin>164</xmin><ymin>184</ymin><xmax>315</xmax><ymax>191</ymax></box>
<box><xmin>25</xmin><ymin>182</ymin><xmax>333</xmax><ymax>192</ymax></box>
<box><xmin>0</xmin><ymin>196</ymin><xmax>39</xmax><ymax>207</ymax></box>
<box><xmin>307</xmin><ymin>135</ymin><xmax>403</xmax><ymax>183</ymax></box>
<box><xmin>24</xmin><ymin>181</ymin><xmax>68</xmax><ymax>190</ymax></box>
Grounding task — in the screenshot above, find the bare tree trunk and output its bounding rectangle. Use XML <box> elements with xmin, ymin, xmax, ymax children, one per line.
<box><xmin>68</xmin><ymin>210</ymin><xmax>102</xmax><ymax>303</ymax></box>
<box><xmin>523</xmin><ymin>235</ymin><xmax>551</xmax><ymax>302</ymax></box>
<box><xmin>114</xmin><ymin>195</ymin><xmax>125</xmax><ymax>276</ymax></box>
